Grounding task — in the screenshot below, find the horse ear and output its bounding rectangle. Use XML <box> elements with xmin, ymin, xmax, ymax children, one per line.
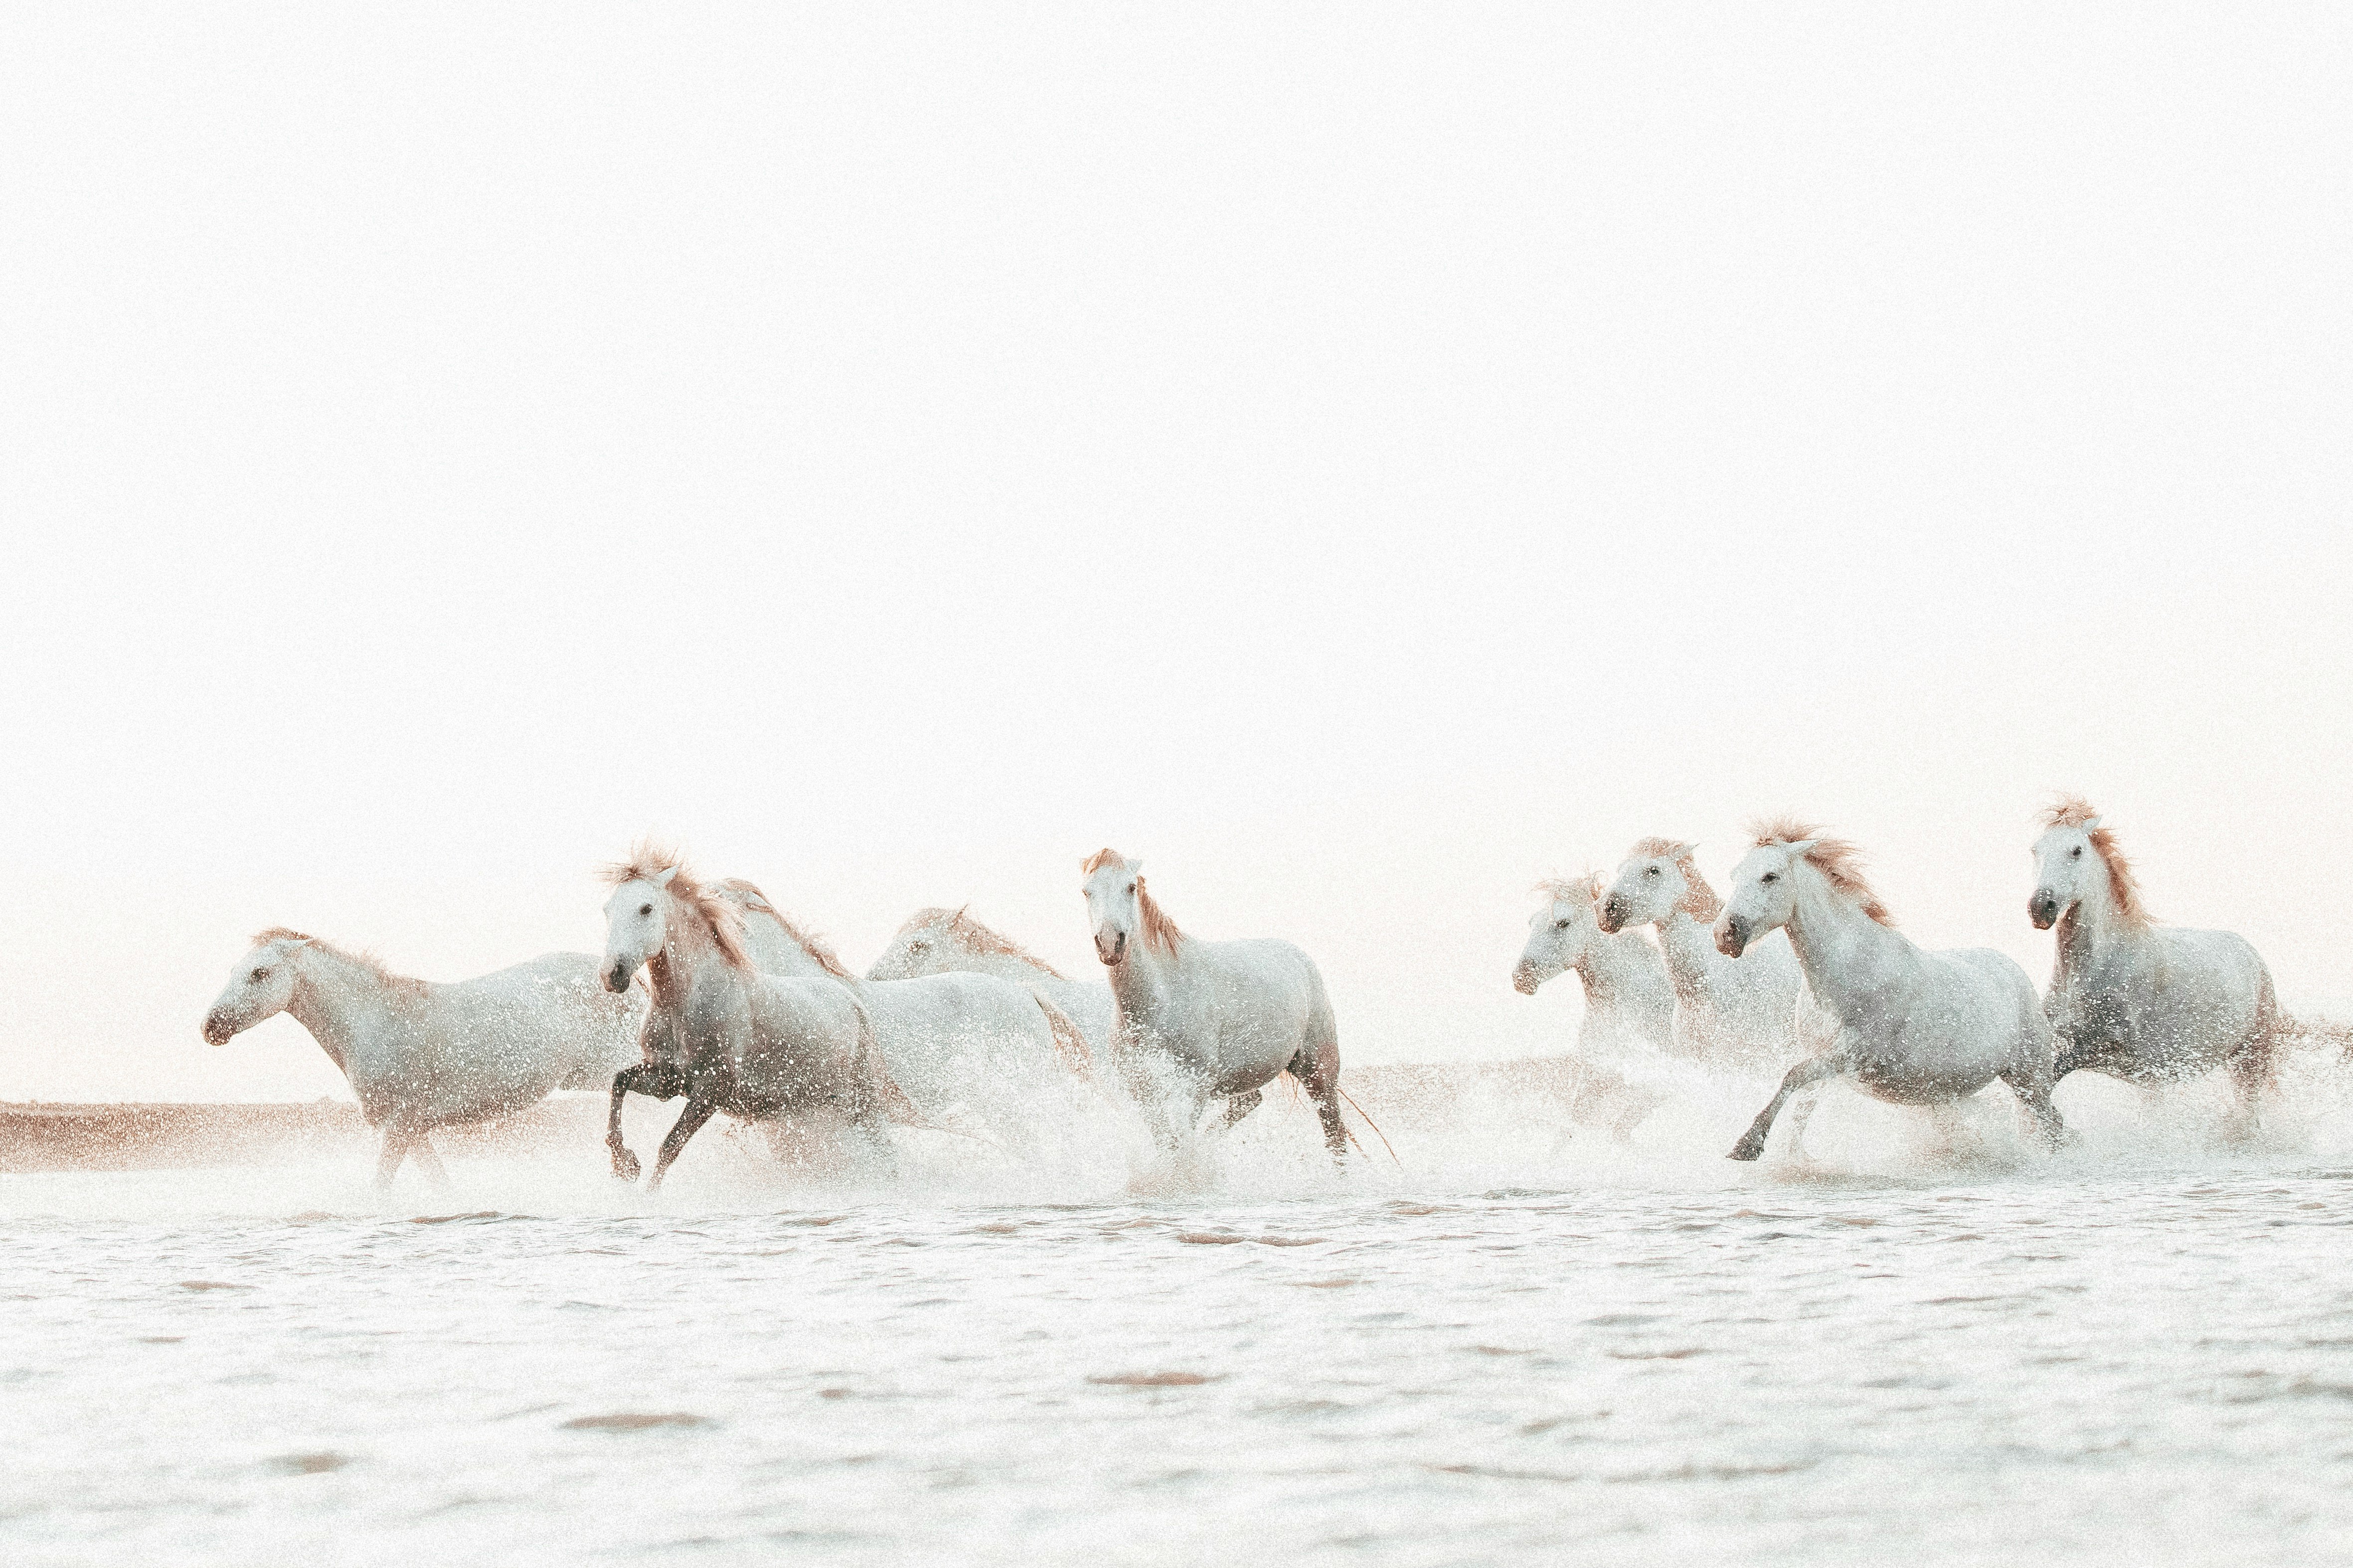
<box><xmin>653</xmin><ymin>864</ymin><xmax>681</xmax><ymax>888</ymax></box>
<box><xmin>1129</xmin><ymin>860</ymin><xmax>1144</xmax><ymax>877</ymax></box>
<box><xmin>2083</xmin><ymin>816</ymin><xmax>2103</xmax><ymax>832</ymax></box>
<box><xmin>1672</xmin><ymin>841</ymin><xmax>1698</xmax><ymax>859</ymax></box>
<box><xmin>1786</xmin><ymin>839</ymin><xmax>1818</xmax><ymax>856</ymax></box>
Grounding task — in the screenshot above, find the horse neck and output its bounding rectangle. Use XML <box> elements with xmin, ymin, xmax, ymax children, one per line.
<box><xmin>1576</xmin><ymin>930</ymin><xmax>1658</xmax><ymax>1009</ymax></box>
<box><xmin>657</xmin><ymin>905</ymin><xmax>744</xmax><ymax>1016</ymax></box>
<box><xmin>1652</xmin><ymin>908</ymin><xmax>1724</xmax><ymax>997</ymax></box>
<box><xmin>1107</xmin><ymin>927</ymin><xmax>1181</xmax><ymax>1022</ymax></box>
<box><xmin>1781</xmin><ymin>867</ymin><xmax>1912</xmax><ymax>1013</ymax></box>
<box><xmin>283</xmin><ymin>945</ymin><xmax>401</xmax><ymax>1075</ymax></box>
<box><xmin>2052</xmin><ymin>872</ymin><xmax>2138</xmax><ymax>978</ymax></box>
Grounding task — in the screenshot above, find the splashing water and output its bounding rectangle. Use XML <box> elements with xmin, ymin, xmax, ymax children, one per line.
<box><xmin>4</xmin><ymin>1048</ymin><xmax>2351</xmax><ymax>1566</ymax></box>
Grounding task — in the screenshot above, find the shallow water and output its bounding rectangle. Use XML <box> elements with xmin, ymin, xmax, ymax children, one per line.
<box><xmin>6</xmin><ymin>1060</ymin><xmax>2353</xmax><ymax>1567</ymax></box>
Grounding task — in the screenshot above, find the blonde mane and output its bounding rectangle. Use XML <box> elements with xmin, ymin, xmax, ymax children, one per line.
<box><xmin>251</xmin><ymin>927</ymin><xmax>429</xmax><ymax>997</ymax></box>
<box><xmin>1083</xmin><ymin>848</ymin><xmax>1183</xmax><ymax>954</ymax></box>
<box><xmin>2040</xmin><ymin>796</ymin><xmax>2152</xmax><ymax>929</ymax></box>
<box><xmin>902</xmin><ymin>906</ymin><xmax>1070</xmax><ymax>980</ymax></box>
<box><xmin>1748</xmin><ymin>817</ymin><xmax>1895</xmax><ymax>927</ymax></box>
<box><xmin>599</xmin><ymin>845</ymin><xmax>752</xmax><ymax>970</ymax></box>
<box><xmin>1534</xmin><ymin>873</ymin><xmax>1604</xmax><ymax>907</ymax></box>
<box><xmin>713</xmin><ymin>877</ymin><xmax>855</xmax><ymax>980</ymax></box>
<box><xmin>1629</xmin><ymin>835</ymin><xmax>1722</xmax><ymax>920</ymax></box>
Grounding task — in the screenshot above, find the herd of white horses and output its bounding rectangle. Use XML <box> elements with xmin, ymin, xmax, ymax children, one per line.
<box><xmin>198</xmin><ymin>798</ymin><xmax>2328</xmax><ymax>1189</ymax></box>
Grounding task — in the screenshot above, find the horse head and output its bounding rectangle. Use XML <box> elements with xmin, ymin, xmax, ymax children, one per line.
<box><xmin>201</xmin><ymin>932</ymin><xmax>310</xmax><ymax>1045</ymax></box>
<box><xmin>2028</xmin><ymin>816</ymin><xmax>2104</xmax><ymax>931</ymax></box>
<box><xmin>1514</xmin><ymin>879</ymin><xmax>1602</xmax><ymax>994</ymax></box>
<box><xmin>1716</xmin><ymin>839</ymin><xmax>1813</xmax><ymax>958</ymax></box>
<box><xmin>601</xmin><ymin>861</ymin><xmax>681</xmax><ymax>993</ymax></box>
<box><xmin>1599</xmin><ymin>841</ymin><xmax>1700</xmax><ymax>934</ymax></box>
<box><xmin>1081</xmin><ymin>850</ymin><xmax>1143</xmax><ymax>967</ymax></box>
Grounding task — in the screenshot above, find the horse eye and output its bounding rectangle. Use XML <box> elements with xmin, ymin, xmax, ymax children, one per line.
<box><xmin>250</xmin><ymin>967</ymin><xmax>268</xmax><ymax>982</ymax></box>
<box><xmin>1126</xmin><ymin>884</ymin><xmax>1136</xmax><ymax>895</ymax></box>
<box><xmin>1761</xmin><ymin>872</ymin><xmax>1777</xmax><ymax>884</ymax></box>
<box><xmin>2070</xmin><ymin>847</ymin><xmax>2082</xmax><ymax>858</ymax></box>
<box><xmin>640</xmin><ymin>903</ymin><xmax>654</xmax><ymax>916</ymax></box>
<box><xmin>1554</xmin><ymin>919</ymin><xmax>1570</xmax><ymax>930</ymax></box>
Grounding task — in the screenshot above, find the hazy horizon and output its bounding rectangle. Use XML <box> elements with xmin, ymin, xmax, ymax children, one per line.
<box><xmin>5</xmin><ymin>4</ymin><xmax>2348</xmax><ymax>1101</ymax></box>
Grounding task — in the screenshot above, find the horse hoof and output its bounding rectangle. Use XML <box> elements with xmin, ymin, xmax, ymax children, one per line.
<box><xmin>1726</xmin><ymin>1137</ymin><xmax>1765</xmax><ymax>1162</ymax></box>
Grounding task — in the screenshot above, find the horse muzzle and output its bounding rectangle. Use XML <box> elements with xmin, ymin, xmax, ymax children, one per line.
<box><xmin>1511</xmin><ymin>962</ymin><xmax>1542</xmax><ymax>996</ymax></box>
<box><xmin>1714</xmin><ymin>917</ymin><xmax>1749</xmax><ymax>958</ymax></box>
<box><xmin>1596</xmin><ymin>896</ymin><xmax>1628</xmax><ymax>935</ymax></box>
<box><xmin>2028</xmin><ymin>893</ymin><xmax>2061</xmax><ymax>931</ymax></box>
<box><xmin>200</xmin><ymin>1013</ymin><xmax>235</xmax><ymax>1047</ymax></box>
<box><xmin>1094</xmin><ymin>930</ymin><xmax>1127</xmax><ymax>966</ymax></box>
<box><xmin>604</xmin><ymin>961</ymin><xmax>636</xmax><ymax>994</ymax></box>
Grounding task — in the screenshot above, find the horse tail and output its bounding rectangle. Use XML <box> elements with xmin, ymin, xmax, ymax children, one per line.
<box><xmin>2281</xmin><ymin>1011</ymin><xmax>2353</xmax><ymax>1061</ymax></box>
<box><xmin>1026</xmin><ymin>987</ymin><xmax>1095</xmax><ymax>1081</ymax></box>
<box><xmin>1336</xmin><ymin>1084</ymin><xmax>1401</xmax><ymax>1165</ymax></box>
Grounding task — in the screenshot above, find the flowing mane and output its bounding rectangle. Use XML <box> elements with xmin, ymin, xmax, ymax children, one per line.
<box><xmin>599</xmin><ymin>845</ymin><xmax>752</xmax><ymax>970</ymax></box>
<box><xmin>2040</xmin><ymin>795</ymin><xmax>2153</xmax><ymax>929</ymax></box>
<box><xmin>250</xmin><ymin>927</ymin><xmax>429</xmax><ymax>997</ymax></box>
<box><xmin>712</xmin><ymin>877</ymin><xmax>855</xmax><ymax>980</ymax></box>
<box><xmin>901</xmin><ymin>906</ymin><xmax>1070</xmax><ymax>980</ymax></box>
<box><xmin>1084</xmin><ymin>848</ymin><xmax>1183</xmax><ymax>954</ymax></box>
<box><xmin>1748</xmin><ymin>818</ymin><xmax>1895</xmax><ymax>927</ymax></box>
<box><xmin>1534</xmin><ymin>873</ymin><xmax>1603</xmax><ymax>906</ymax></box>
<box><xmin>1629</xmin><ymin>835</ymin><xmax>1722</xmax><ymax>920</ymax></box>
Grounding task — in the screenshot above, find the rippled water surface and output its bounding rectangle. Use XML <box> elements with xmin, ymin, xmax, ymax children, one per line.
<box><xmin>7</xmin><ymin>1065</ymin><xmax>2353</xmax><ymax>1567</ymax></box>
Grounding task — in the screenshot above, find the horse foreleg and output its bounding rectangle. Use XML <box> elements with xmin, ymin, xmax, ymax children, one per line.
<box><xmin>1729</xmin><ymin>1054</ymin><xmax>1845</xmax><ymax>1162</ymax></box>
<box><xmin>607</xmin><ymin>1064</ymin><xmax>679</xmax><ymax>1182</ymax></box>
<box><xmin>647</xmin><ymin>1093</ymin><xmax>721</xmax><ymax>1192</ymax></box>
<box><xmin>407</xmin><ymin>1133</ymin><xmax>451</xmax><ymax>1186</ymax></box>
<box><xmin>373</xmin><ymin>1127</ymin><xmax>412</xmax><ymax>1190</ymax></box>
<box><xmin>1998</xmin><ymin>1064</ymin><xmax>2069</xmax><ymax>1150</ymax></box>
<box><xmin>1218</xmin><ymin>1090</ymin><xmax>1263</xmax><ymax>1130</ymax></box>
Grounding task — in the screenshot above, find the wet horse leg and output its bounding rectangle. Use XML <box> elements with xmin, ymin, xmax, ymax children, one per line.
<box><xmin>1286</xmin><ymin>1052</ymin><xmax>1350</xmax><ymax>1164</ymax></box>
<box><xmin>1218</xmin><ymin>1089</ymin><xmax>1264</xmax><ymax>1130</ymax></box>
<box><xmin>1998</xmin><ymin>1063</ymin><xmax>2069</xmax><ymax>1149</ymax></box>
<box><xmin>647</xmin><ymin>1091</ymin><xmax>722</xmax><ymax>1192</ymax></box>
<box><xmin>374</xmin><ymin>1127</ymin><xmax>413</xmax><ymax>1189</ymax></box>
<box><xmin>1729</xmin><ymin>1052</ymin><xmax>1848</xmax><ymax>1161</ymax></box>
<box><xmin>408</xmin><ymin>1133</ymin><xmax>452</xmax><ymax>1187</ymax></box>
<box><xmin>607</xmin><ymin>1064</ymin><xmax>682</xmax><ymax>1182</ymax></box>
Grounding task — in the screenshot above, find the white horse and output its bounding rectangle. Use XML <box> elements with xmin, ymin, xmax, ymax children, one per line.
<box><xmin>1082</xmin><ymin>848</ymin><xmax>1349</xmax><ymax>1161</ymax></box>
<box><xmin>600</xmin><ymin>853</ymin><xmax>893</xmax><ymax>1189</ymax></box>
<box><xmin>2028</xmin><ymin>797</ymin><xmax>2283</xmax><ymax>1130</ymax></box>
<box><xmin>1513</xmin><ymin>875</ymin><xmax>1676</xmax><ymax>1056</ymax></box>
<box><xmin>202</xmin><ymin>928</ymin><xmax>644</xmax><ymax>1187</ymax></box>
<box><xmin>868</xmin><ymin>906</ymin><xmax>1121</xmax><ymax>1052</ymax></box>
<box><xmin>706</xmin><ymin>880</ymin><xmax>1095</xmax><ymax>1143</ymax></box>
<box><xmin>1715</xmin><ymin>821</ymin><xmax>2066</xmax><ymax>1162</ymax></box>
<box><xmin>1598</xmin><ymin>838</ymin><xmax>1810</xmax><ymax>1067</ymax></box>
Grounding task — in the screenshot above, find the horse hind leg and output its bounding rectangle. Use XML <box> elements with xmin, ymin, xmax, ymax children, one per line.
<box><xmin>1998</xmin><ymin>1062</ymin><xmax>2069</xmax><ymax>1151</ymax></box>
<box><xmin>1285</xmin><ymin>1053</ymin><xmax>1350</xmax><ymax>1165</ymax></box>
<box><xmin>408</xmin><ymin>1134</ymin><xmax>452</xmax><ymax>1187</ymax></box>
<box><xmin>1218</xmin><ymin>1089</ymin><xmax>1264</xmax><ymax>1131</ymax></box>
<box><xmin>373</xmin><ymin>1127</ymin><xmax>412</xmax><ymax>1190</ymax></box>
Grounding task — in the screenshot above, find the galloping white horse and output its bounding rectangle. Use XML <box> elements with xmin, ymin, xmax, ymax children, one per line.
<box><xmin>202</xmin><ymin>929</ymin><xmax>643</xmax><ymax>1187</ymax></box>
<box><xmin>1082</xmin><ymin>848</ymin><xmax>1349</xmax><ymax>1160</ymax></box>
<box><xmin>1513</xmin><ymin>875</ymin><xmax>1676</xmax><ymax>1056</ymax></box>
<box><xmin>600</xmin><ymin>852</ymin><xmax>893</xmax><ymax>1189</ymax></box>
<box><xmin>2028</xmin><ymin>798</ymin><xmax>2283</xmax><ymax>1129</ymax></box>
<box><xmin>708</xmin><ymin>880</ymin><xmax>1095</xmax><ymax>1142</ymax></box>
<box><xmin>1716</xmin><ymin>821</ymin><xmax>2065</xmax><ymax>1162</ymax></box>
<box><xmin>1598</xmin><ymin>838</ymin><xmax>1809</xmax><ymax>1067</ymax></box>
<box><xmin>868</xmin><ymin>906</ymin><xmax>1121</xmax><ymax>1052</ymax></box>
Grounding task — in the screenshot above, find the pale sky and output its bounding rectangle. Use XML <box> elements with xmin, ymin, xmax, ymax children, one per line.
<box><xmin>3</xmin><ymin>5</ymin><xmax>2348</xmax><ymax>1101</ymax></box>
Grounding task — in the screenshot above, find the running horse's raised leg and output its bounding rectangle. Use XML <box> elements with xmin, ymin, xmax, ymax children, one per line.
<box><xmin>606</xmin><ymin>1063</ymin><xmax>685</xmax><ymax>1182</ymax></box>
<box><xmin>1218</xmin><ymin>1089</ymin><xmax>1264</xmax><ymax>1130</ymax></box>
<box><xmin>646</xmin><ymin>1090</ymin><xmax>723</xmax><ymax>1192</ymax></box>
<box><xmin>1729</xmin><ymin>1051</ymin><xmax>1849</xmax><ymax>1162</ymax></box>
<box><xmin>1288</xmin><ymin>1051</ymin><xmax>1351</xmax><ymax>1165</ymax></box>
